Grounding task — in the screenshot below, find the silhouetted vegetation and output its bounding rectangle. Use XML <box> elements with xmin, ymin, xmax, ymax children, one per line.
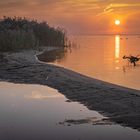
<box><xmin>0</xmin><ymin>16</ymin><xmax>67</xmax><ymax>51</ymax></box>
<box><xmin>37</xmin><ymin>49</ymin><xmax>66</xmax><ymax>63</ymax></box>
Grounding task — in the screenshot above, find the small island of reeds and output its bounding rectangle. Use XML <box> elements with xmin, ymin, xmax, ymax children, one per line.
<box><xmin>0</xmin><ymin>16</ymin><xmax>67</xmax><ymax>51</ymax></box>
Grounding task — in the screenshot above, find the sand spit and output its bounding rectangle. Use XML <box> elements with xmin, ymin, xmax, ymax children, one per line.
<box><xmin>0</xmin><ymin>49</ymin><xmax>140</xmax><ymax>130</ymax></box>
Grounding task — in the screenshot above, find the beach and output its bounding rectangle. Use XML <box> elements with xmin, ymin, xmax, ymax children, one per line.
<box><xmin>0</xmin><ymin>49</ymin><xmax>140</xmax><ymax>130</ymax></box>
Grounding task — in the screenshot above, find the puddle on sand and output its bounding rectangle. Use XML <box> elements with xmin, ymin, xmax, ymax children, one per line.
<box><xmin>0</xmin><ymin>82</ymin><xmax>140</xmax><ymax>140</ymax></box>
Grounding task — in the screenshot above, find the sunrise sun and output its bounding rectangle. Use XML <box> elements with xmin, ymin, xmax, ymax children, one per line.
<box><xmin>115</xmin><ymin>20</ymin><xmax>120</xmax><ymax>26</ymax></box>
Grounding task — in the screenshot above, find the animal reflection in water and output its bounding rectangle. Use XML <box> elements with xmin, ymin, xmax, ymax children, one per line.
<box><xmin>123</xmin><ymin>55</ymin><xmax>140</xmax><ymax>66</ymax></box>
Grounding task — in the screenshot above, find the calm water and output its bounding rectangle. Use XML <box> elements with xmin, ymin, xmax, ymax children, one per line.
<box><xmin>53</xmin><ymin>35</ymin><xmax>140</xmax><ymax>90</ymax></box>
<box><xmin>0</xmin><ymin>82</ymin><xmax>140</xmax><ymax>140</ymax></box>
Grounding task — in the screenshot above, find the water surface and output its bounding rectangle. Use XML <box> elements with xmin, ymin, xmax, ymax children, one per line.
<box><xmin>0</xmin><ymin>82</ymin><xmax>140</xmax><ymax>140</ymax></box>
<box><xmin>46</xmin><ymin>35</ymin><xmax>140</xmax><ymax>90</ymax></box>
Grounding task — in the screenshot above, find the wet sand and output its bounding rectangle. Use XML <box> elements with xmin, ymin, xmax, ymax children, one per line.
<box><xmin>1</xmin><ymin>82</ymin><xmax>140</xmax><ymax>140</ymax></box>
<box><xmin>0</xmin><ymin>49</ymin><xmax>140</xmax><ymax>130</ymax></box>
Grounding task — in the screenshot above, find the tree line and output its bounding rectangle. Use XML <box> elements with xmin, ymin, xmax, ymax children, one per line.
<box><xmin>0</xmin><ymin>16</ymin><xmax>67</xmax><ymax>51</ymax></box>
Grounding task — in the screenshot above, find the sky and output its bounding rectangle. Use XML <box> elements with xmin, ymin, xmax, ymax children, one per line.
<box><xmin>0</xmin><ymin>0</ymin><xmax>140</xmax><ymax>35</ymax></box>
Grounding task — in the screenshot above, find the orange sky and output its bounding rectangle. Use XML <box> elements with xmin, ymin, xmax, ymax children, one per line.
<box><xmin>0</xmin><ymin>0</ymin><xmax>140</xmax><ymax>35</ymax></box>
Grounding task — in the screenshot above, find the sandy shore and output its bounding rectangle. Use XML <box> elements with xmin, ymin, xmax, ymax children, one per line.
<box><xmin>0</xmin><ymin>49</ymin><xmax>140</xmax><ymax>130</ymax></box>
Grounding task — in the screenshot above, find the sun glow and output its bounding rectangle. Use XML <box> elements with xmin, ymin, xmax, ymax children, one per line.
<box><xmin>115</xmin><ymin>20</ymin><xmax>120</xmax><ymax>26</ymax></box>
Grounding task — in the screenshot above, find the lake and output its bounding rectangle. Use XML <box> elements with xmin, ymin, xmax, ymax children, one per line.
<box><xmin>42</xmin><ymin>35</ymin><xmax>140</xmax><ymax>90</ymax></box>
<box><xmin>0</xmin><ymin>82</ymin><xmax>140</xmax><ymax>140</ymax></box>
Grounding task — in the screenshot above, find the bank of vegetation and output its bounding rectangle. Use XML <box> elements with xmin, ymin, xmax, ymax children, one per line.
<box><xmin>0</xmin><ymin>16</ymin><xmax>67</xmax><ymax>51</ymax></box>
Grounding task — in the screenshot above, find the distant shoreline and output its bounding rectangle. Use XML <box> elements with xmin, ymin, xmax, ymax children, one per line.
<box><xmin>69</xmin><ymin>33</ymin><xmax>140</xmax><ymax>36</ymax></box>
<box><xmin>0</xmin><ymin>48</ymin><xmax>140</xmax><ymax>130</ymax></box>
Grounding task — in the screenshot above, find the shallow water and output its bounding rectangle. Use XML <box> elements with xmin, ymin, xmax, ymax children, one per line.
<box><xmin>46</xmin><ymin>35</ymin><xmax>140</xmax><ymax>90</ymax></box>
<box><xmin>0</xmin><ymin>82</ymin><xmax>140</xmax><ymax>140</ymax></box>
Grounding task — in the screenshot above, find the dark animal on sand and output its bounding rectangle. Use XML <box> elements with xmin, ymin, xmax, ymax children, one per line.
<box><xmin>123</xmin><ymin>55</ymin><xmax>140</xmax><ymax>66</ymax></box>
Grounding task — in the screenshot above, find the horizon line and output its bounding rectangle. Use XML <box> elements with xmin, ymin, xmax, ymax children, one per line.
<box><xmin>69</xmin><ymin>33</ymin><xmax>140</xmax><ymax>36</ymax></box>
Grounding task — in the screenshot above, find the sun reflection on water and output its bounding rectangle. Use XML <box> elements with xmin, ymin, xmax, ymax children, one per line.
<box><xmin>115</xmin><ymin>35</ymin><xmax>120</xmax><ymax>60</ymax></box>
<box><xmin>115</xmin><ymin>35</ymin><xmax>121</xmax><ymax>70</ymax></box>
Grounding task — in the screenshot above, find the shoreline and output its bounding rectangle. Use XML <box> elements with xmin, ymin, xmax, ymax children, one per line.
<box><xmin>0</xmin><ymin>49</ymin><xmax>140</xmax><ymax>130</ymax></box>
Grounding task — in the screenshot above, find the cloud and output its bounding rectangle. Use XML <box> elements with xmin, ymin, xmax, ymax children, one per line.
<box><xmin>0</xmin><ymin>0</ymin><xmax>140</xmax><ymax>34</ymax></box>
<box><xmin>104</xmin><ymin>3</ymin><xmax>140</xmax><ymax>12</ymax></box>
<box><xmin>0</xmin><ymin>0</ymin><xmax>139</xmax><ymax>17</ymax></box>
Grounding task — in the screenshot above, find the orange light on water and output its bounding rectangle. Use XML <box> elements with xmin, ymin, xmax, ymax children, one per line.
<box><xmin>115</xmin><ymin>35</ymin><xmax>120</xmax><ymax>59</ymax></box>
